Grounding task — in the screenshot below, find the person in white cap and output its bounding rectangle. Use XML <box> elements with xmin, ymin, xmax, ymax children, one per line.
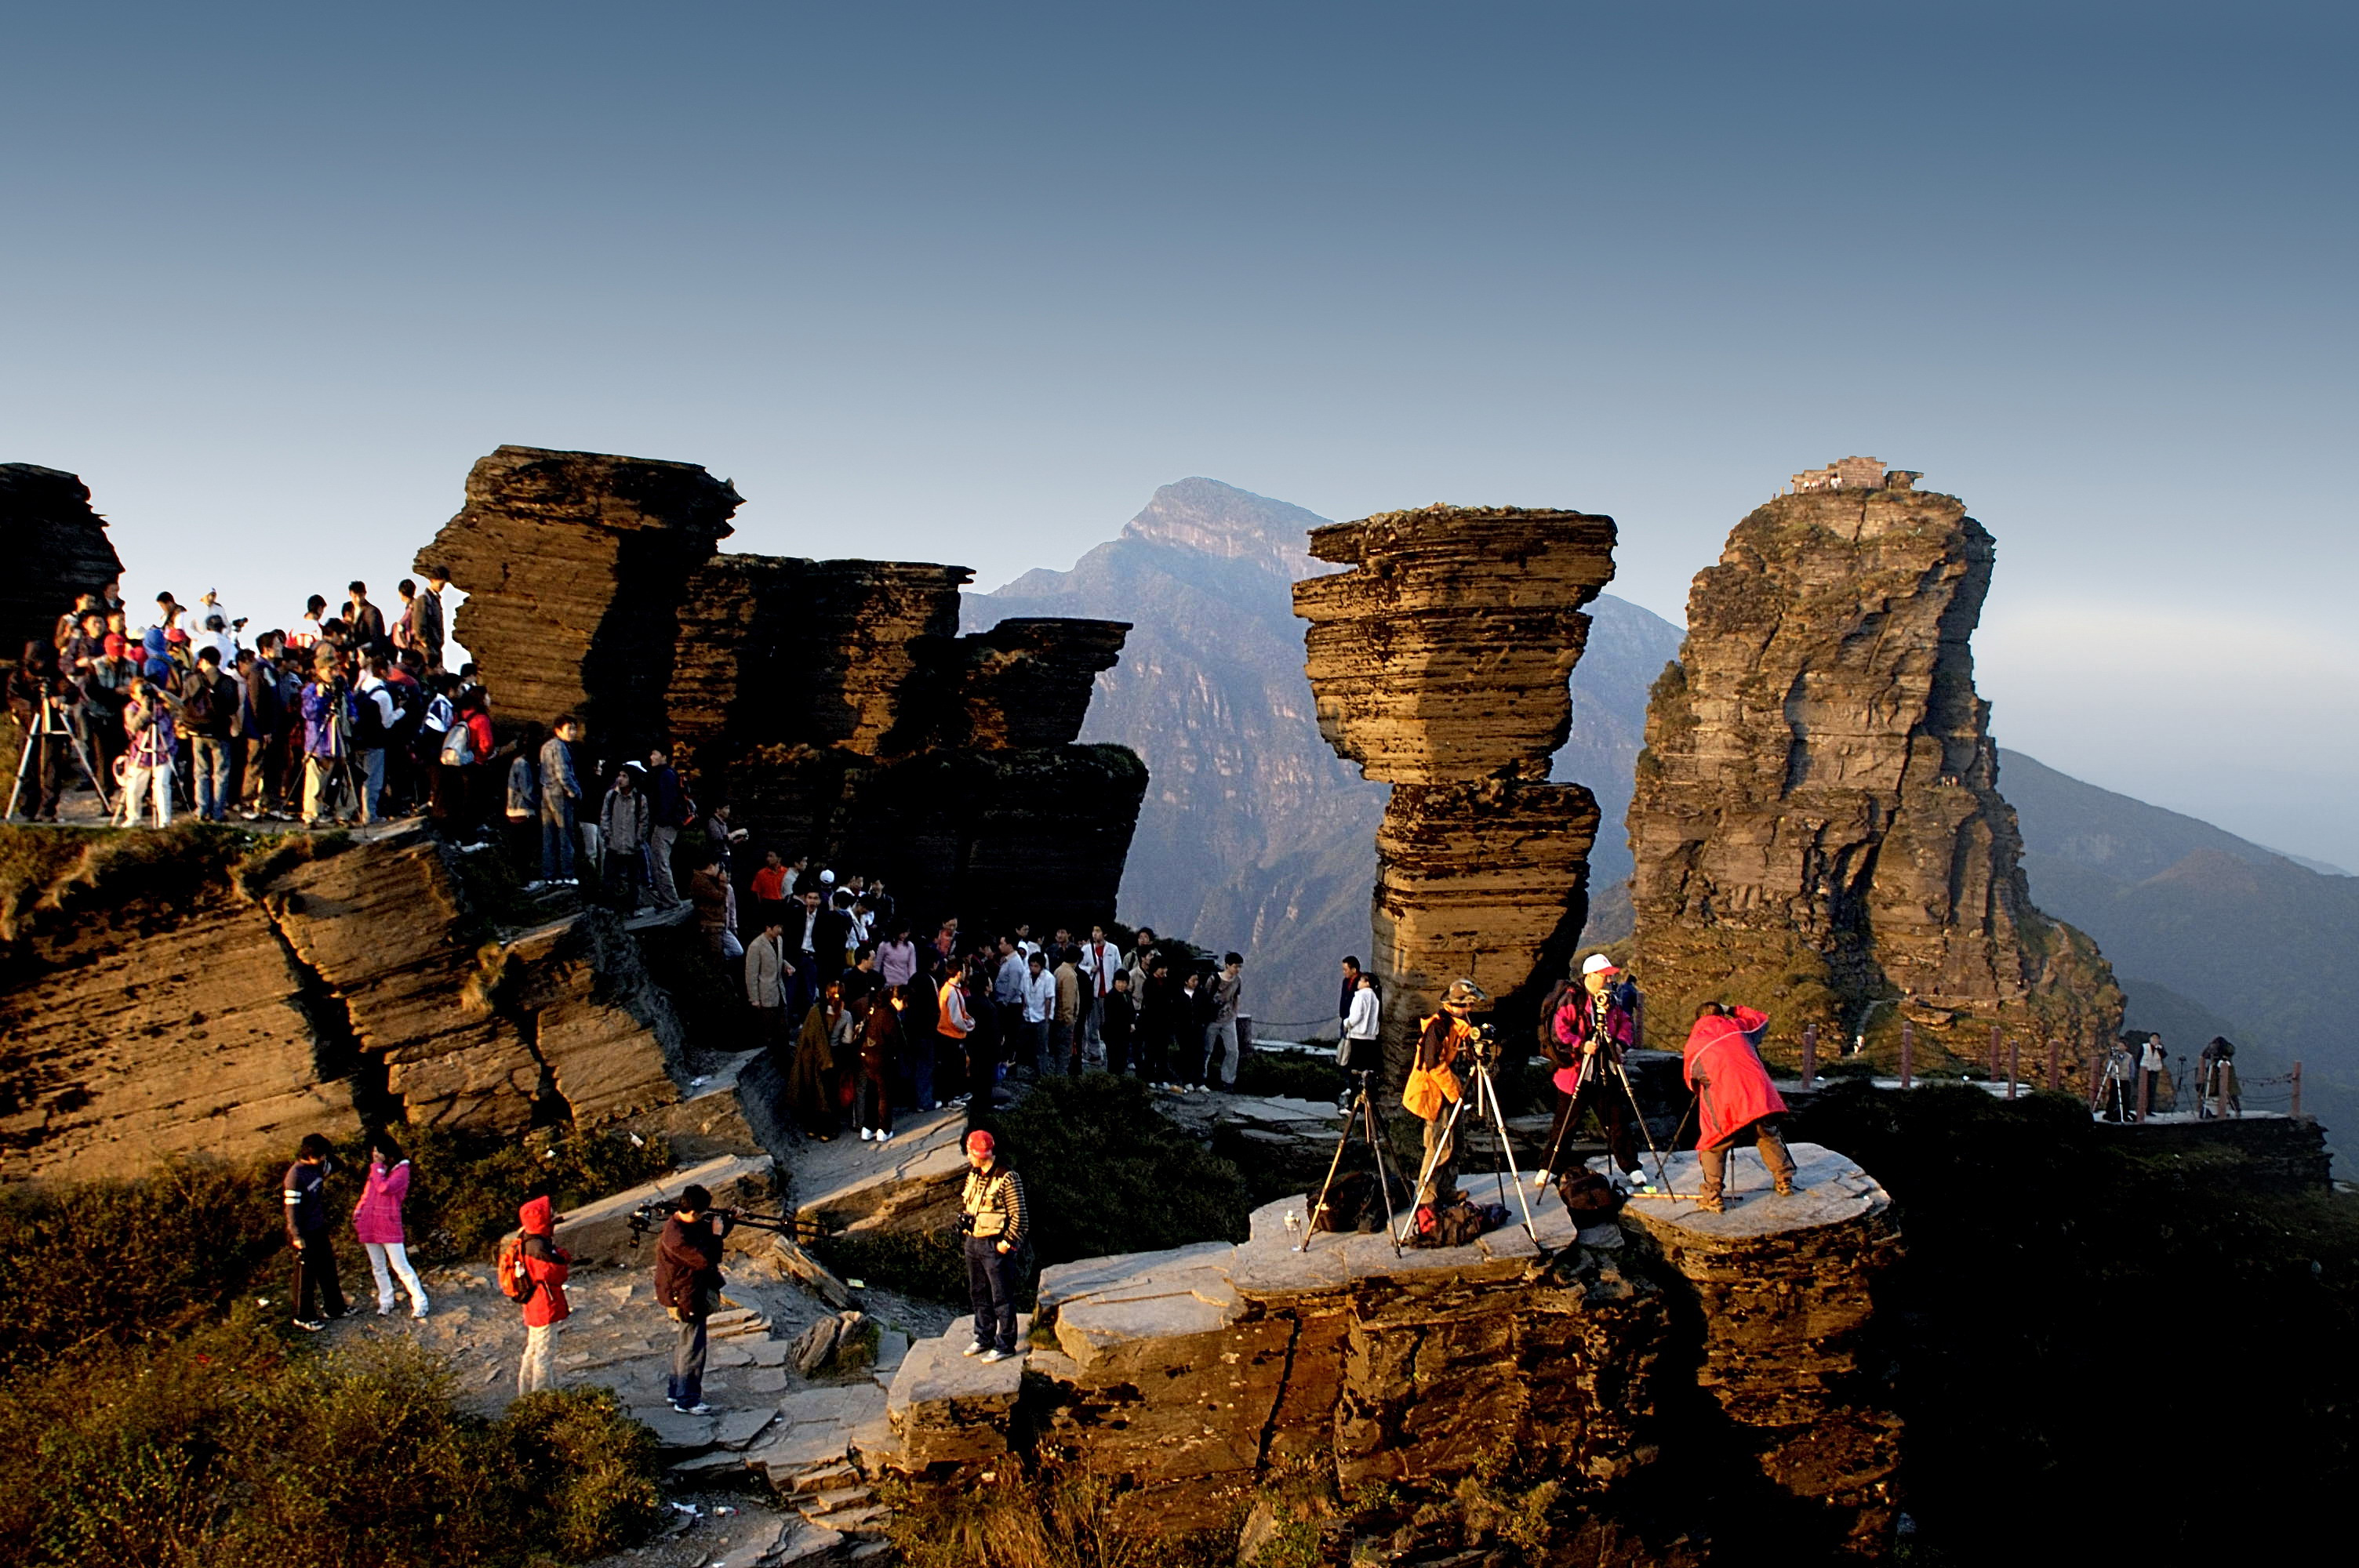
<box><xmin>1541</xmin><ymin>953</ymin><xmax>1654</xmax><ymax>1192</ymax></box>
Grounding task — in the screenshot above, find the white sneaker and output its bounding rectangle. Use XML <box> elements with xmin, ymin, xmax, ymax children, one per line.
<box><xmin>961</xmin><ymin>1341</ymin><xmax>989</xmax><ymax>1358</ymax></box>
<box><xmin>860</xmin><ymin>1127</ymin><xmax>874</xmax><ymax>1142</ymax></box>
<box><xmin>876</xmin><ymin>1131</ymin><xmax>892</xmax><ymax>1145</ymax></box>
<box><xmin>979</xmin><ymin>1347</ymin><xmax>1012</xmax><ymax>1364</ymax></box>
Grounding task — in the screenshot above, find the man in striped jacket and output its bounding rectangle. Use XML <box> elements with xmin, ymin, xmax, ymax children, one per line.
<box><xmin>959</xmin><ymin>1130</ymin><xmax>1027</xmax><ymax>1363</ymax></box>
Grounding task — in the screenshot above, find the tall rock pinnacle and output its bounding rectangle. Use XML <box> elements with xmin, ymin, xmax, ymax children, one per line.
<box><xmin>1295</xmin><ymin>503</ymin><xmax>1618</xmax><ymax>1078</ymax></box>
<box><xmin>1626</xmin><ymin>466</ymin><xmax>2121</xmax><ymax>1060</ymax></box>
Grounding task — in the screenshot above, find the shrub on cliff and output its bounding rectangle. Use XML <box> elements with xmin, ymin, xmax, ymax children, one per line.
<box><xmin>991</xmin><ymin>1072</ymin><xmax>1252</xmax><ymax>1266</ymax></box>
<box><xmin>0</xmin><ymin>1315</ymin><xmax>659</xmax><ymax>1566</ymax></box>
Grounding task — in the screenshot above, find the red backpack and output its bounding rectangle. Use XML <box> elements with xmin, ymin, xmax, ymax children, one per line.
<box><xmin>496</xmin><ymin>1235</ymin><xmax>538</xmax><ymax>1302</ymax></box>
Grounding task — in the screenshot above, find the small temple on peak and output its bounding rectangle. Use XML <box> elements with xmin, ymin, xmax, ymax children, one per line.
<box><xmin>1789</xmin><ymin>456</ymin><xmax>1921</xmax><ymax>494</ymax></box>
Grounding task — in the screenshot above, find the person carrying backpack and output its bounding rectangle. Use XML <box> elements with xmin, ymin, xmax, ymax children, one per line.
<box><xmin>654</xmin><ymin>1185</ymin><xmax>730</xmax><ymax>1414</ymax></box>
<box><xmin>507</xmin><ymin>1194</ymin><xmax>572</xmax><ymax>1396</ymax></box>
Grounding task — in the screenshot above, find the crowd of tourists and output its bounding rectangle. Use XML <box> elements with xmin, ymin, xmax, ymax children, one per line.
<box><xmin>5</xmin><ymin>569</ymin><xmax>514</xmax><ymax>830</ymax></box>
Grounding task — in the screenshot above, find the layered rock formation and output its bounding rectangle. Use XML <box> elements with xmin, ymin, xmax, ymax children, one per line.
<box><xmin>2</xmin><ymin>466</ymin><xmax>124</xmax><ymax>808</ymax></box>
<box><xmin>1294</xmin><ymin>505</ymin><xmax>1617</xmax><ymax>1072</ymax></box>
<box><xmin>1</xmin><ymin>464</ymin><xmax>122</xmax><ymax>654</ymax></box>
<box><xmin>1627</xmin><ymin>470</ymin><xmax>2122</xmax><ymax>1060</ymax></box>
<box><xmin>0</xmin><ymin>826</ymin><xmax>682</xmax><ymax>1182</ymax></box>
<box><xmin>968</xmin><ymin>477</ymin><xmax>1688</xmax><ymax>1030</ymax></box>
<box><xmin>419</xmin><ymin>446</ymin><xmax>1145</xmax><ymax>935</ymax></box>
<box><xmin>884</xmin><ymin>1150</ymin><xmax>1902</xmax><ymax>1555</ymax></box>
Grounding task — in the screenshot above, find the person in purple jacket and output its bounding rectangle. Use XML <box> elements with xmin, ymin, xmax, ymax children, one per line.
<box><xmin>352</xmin><ymin>1132</ymin><xmax>429</xmax><ymax>1319</ymax></box>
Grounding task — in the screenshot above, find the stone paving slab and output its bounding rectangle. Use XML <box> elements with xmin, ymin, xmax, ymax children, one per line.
<box><xmin>791</xmin><ymin>1105</ymin><xmax>969</xmax><ymax>1235</ymax></box>
<box><xmin>1622</xmin><ymin>1142</ymin><xmax>1888</xmax><ymax>1242</ymax></box>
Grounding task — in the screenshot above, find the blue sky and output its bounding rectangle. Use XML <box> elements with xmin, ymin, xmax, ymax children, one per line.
<box><xmin>5</xmin><ymin>3</ymin><xmax>2354</xmax><ymax>866</ymax></box>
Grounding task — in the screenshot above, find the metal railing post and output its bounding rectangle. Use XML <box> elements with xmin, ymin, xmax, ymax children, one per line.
<box><xmin>1899</xmin><ymin>1020</ymin><xmax>1914</xmax><ymax>1090</ymax></box>
<box><xmin>1801</xmin><ymin>1023</ymin><xmax>1818</xmax><ymax>1090</ymax></box>
<box><xmin>2007</xmin><ymin>1037</ymin><xmax>2019</xmax><ymax>1100</ymax></box>
<box><xmin>2293</xmin><ymin>1061</ymin><xmax>2303</xmax><ymax>1118</ymax></box>
<box><xmin>1989</xmin><ymin>1024</ymin><xmax>2001</xmax><ymax>1083</ymax></box>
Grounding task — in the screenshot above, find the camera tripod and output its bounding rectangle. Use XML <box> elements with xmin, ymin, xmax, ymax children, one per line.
<box><xmin>1303</xmin><ymin>1069</ymin><xmax>1408</xmax><ymax>1256</ymax></box>
<box><xmin>5</xmin><ymin>692</ymin><xmax>114</xmax><ymax>822</ymax></box>
<box><xmin>1400</xmin><ymin>1050</ymin><xmax>1539</xmax><ymax>1249</ymax></box>
<box><xmin>1538</xmin><ymin>1045</ymin><xmax>1678</xmax><ymax>1199</ymax></box>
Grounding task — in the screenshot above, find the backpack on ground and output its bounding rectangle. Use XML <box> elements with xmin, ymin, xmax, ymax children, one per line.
<box><xmin>496</xmin><ymin>1234</ymin><xmax>537</xmax><ymax>1301</ymax></box>
<box><xmin>440</xmin><ymin>721</ymin><xmax>477</xmax><ymax>767</ymax></box>
<box><xmin>1556</xmin><ymin>1167</ymin><xmax>1625</xmax><ymax>1221</ymax></box>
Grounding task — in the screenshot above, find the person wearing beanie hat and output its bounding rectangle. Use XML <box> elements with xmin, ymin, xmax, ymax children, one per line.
<box><xmin>958</xmin><ymin>1130</ymin><xmax>1027</xmax><ymax>1363</ymax></box>
<box><xmin>514</xmin><ymin>1194</ymin><xmax>572</xmax><ymax>1396</ymax></box>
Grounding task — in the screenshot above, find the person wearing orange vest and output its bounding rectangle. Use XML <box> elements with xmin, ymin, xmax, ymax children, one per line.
<box><xmin>1404</xmin><ymin>979</ymin><xmax>1484</xmax><ymax>1205</ymax></box>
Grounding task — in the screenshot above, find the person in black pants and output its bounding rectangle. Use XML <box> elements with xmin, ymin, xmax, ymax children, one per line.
<box><xmin>655</xmin><ymin>1184</ymin><xmax>730</xmax><ymax>1415</ymax></box>
<box><xmin>958</xmin><ymin>1131</ymin><xmax>1027</xmax><ymax>1363</ymax></box>
<box><xmin>1100</xmin><ymin>971</ymin><xmax>1137</xmax><ymax>1076</ymax></box>
<box><xmin>283</xmin><ymin>1134</ymin><xmax>348</xmax><ymax>1330</ymax></box>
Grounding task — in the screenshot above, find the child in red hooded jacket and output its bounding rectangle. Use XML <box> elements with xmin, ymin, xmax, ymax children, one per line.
<box><xmin>514</xmin><ymin>1194</ymin><xmax>572</xmax><ymax>1397</ymax></box>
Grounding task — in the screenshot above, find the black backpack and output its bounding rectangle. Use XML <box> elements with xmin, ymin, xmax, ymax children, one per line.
<box><xmin>1555</xmin><ymin>1168</ymin><xmax>1624</xmax><ymax>1221</ymax></box>
<box><xmin>352</xmin><ymin>688</ymin><xmax>387</xmax><ymax>748</ymax></box>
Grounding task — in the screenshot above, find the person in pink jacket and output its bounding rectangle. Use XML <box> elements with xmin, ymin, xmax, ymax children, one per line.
<box><xmin>352</xmin><ymin>1133</ymin><xmax>430</xmax><ymax>1319</ymax></box>
<box><xmin>1682</xmin><ymin>1002</ymin><xmax>1798</xmax><ymax>1213</ymax></box>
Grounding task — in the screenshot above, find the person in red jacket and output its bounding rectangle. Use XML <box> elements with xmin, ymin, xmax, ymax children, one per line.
<box><xmin>1682</xmin><ymin>1002</ymin><xmax>1797</xmax><ymax>1213</ymax></box>
<box><xmin>515</xmin><ymin>1194</ymin><xmax>572</xmax><ymax>1396</ymax></box>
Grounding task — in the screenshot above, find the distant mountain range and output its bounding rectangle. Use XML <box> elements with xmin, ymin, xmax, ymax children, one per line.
<box><xmin>969</xmin><ymin>479</ymin><xmax>2354</xmax><ymax>1160</ymax></box>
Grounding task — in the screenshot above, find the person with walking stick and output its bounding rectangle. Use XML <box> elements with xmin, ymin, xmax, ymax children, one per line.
<box><xmin>1683</xmin><ymin>1002</ymin><xmax>1797</xmax><ymax>1214</ymax></box>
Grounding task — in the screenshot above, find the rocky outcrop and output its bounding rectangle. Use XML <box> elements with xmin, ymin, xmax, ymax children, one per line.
<box><xmin>1627</xmin><ymin>471</ymin><xmax>2122</xmax><ymax>1062</ymax></box>
<box><xmin>422</xmin><ymin>445</ymin><xmax>743</xmax><ymax>744</ymax></box>
<box><xmin>420</xmin><ymin>446</ymin><xmax>1146</xmax><ymax>937</ymax></box>
<box><xmin>0</xmin><ymin>464</ymin><xmax>122</xmax><ymax>656</ymax></box>
<box><xmin>1625</xmin><ymin>1145</ymin><xmax>1903</xmax><ymax>1552</ymax></box>
<box><xmin>1294</xmin><ymin>505</ymin><xmax>1618</xmax><ymax>1073</ymax></box>
<box><xmin>884</xmin><ymin>1149</ymin><xmax>1902</xmax><ymax>1555</ymax></box>
<box><xmin>0</xmin><ymin>826</ymin><xmax>682</xmax><ymax>1182</ymax></box>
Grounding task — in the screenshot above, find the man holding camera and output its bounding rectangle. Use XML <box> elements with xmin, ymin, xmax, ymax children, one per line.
<box><xmin>655</xmin><ymin>1184</ymin><xmax>731</xmax><ymax>1415</ymax></box>
<box><xmin>1542</xmin><ymin>953</ymin><xmax>1654</xmax><ymax>1193</ymax></box>
<box><xmin>1404</xmin><ymin>978</ymin><xmax>1486</xmax><ymax>1206</ymax></box>
<box><xmin>958</xmin><ymin>1131</ymin><xmax>1027</xmax><ymax>1364</ymax></box>
<box><xmin>1683</xmin><ymin>1002</ymin><xmax>1796</xmax><ymax>1214</ymax></box>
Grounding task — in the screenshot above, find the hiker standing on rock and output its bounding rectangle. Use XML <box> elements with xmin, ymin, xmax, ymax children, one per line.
<box><xmin>959</xmin><ymin>1131</ymin><xmax>1027</xmax><ymax>1365</ymax></box>
<box><xmin>656</xmin><ymin>1184</ymin><xmax>730</xmax><ymax>1416</ymax></box>
<box><xmin>353</xmin><ymin>1133</ymin><xmax>428</xmax><ymax>1319</ymax></box>
<box><xmin>1681</xmin><ymin>1002</ymin><xmax>1797</xmax><ymax>1214</ymax></box>
<box><xmin>512</xmin><ymin>1194</ymin><xmax>572</xmax><ymax>1396</ymax></box>
<box><xmin>284</xmin><ymin>1133</ymin><xmax>348</xmax><ymax>1331</ymax></box>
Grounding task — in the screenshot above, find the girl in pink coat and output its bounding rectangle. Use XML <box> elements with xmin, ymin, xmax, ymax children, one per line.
<box><xmin>353</xmin><ymin>1133</ymin><xmax>430</xmax><ymax>1318</ymax></box>
<box><xmin>1681</xmin><ymin>1003</ymin><xmax>1798</xmax><ymax>1213</ymax></box>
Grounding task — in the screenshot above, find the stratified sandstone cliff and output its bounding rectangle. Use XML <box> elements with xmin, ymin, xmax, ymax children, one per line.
<box><xmin>418</xmin><ymin>446</ymin><xmax>1144</xmax><ymax>936</ymax></box>
<box><xmin>1294</xmin><ymin>505</ymin><xmax>1616</xmax><ymax>1075</ymax></box>
<box><xmin>1627</xmin><ymin>471</ymin><xmax>2121</xmax><ymax>1060</ymax></box>
<box><xmin>0</xmin><ymin>826</ymin><xmax>682</xmax><ymax>1182</ymax></box>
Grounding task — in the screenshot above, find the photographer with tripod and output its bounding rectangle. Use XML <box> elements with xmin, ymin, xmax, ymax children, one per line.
<box><xmin>1403</xmin><ymin>978</ymin><xmax>1485</xmax><ymax>1206</ymax></box>
<box><xmin>7</xmin><ymin>641</ymin><xmax>78</xmax><ymax>822</ymax></box>
<box><xmin>1539</xmin><ymin>954</ymin><xmax>1657</xmax><ymax>1195</ymax></box>
<box><xmin>298</xmin><ymin>648</ymin><xmax>359</xmax><ymax>828</ymax></box>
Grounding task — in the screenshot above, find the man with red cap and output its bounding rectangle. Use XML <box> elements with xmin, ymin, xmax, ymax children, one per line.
<box><xmin>1681</xmin><ymin>1002</ymin><xmax>1798</xmax><ymax>1213</ymax></box>
<box><xmin>958</xmin><ymin>1130</ymin><xmax>1027</xmax><ymax>1363</ymax></box>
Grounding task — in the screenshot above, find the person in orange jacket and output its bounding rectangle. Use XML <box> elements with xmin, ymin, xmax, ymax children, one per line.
<box><xmin>515</xmin><ymin>1194</ymin><xmax>572</xmax><ymax>1396</ymax></box>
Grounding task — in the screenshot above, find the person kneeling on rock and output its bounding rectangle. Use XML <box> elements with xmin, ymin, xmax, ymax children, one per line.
<box><xmin>959</xmin><ymin>1131</ymin><xmax>1027</xmax><ymax>1364</ymax></box>
<box><xmin>1683</xmin><ymin>1002</ymin><xmax>1797</xmax><ymax>1214</ymax></box>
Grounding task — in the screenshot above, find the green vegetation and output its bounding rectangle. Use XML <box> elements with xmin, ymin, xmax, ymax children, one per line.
<box><xmin>0</xmin><ymin>1124</ymin><xmax>673</xmax><ymax>1566</ymax></box>
<box><xmin>1792</xmin><ymin>1082</ymin><xmax>2359</xmax><ymax>1561</ymax></box>
<box><xmin>0</xmin><ymin>1316</ymin><xmax>660</xmax><ymax>1567</ymax></box>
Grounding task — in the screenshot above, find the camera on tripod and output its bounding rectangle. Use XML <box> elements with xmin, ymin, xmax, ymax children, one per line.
<box><xmin>1466</xmin><ymin>1022</ymin><xmax>1503</xmax><ymax>1071</ymax></box>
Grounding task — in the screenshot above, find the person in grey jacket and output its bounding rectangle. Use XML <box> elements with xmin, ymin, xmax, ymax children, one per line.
<box><xmin>599</xmin><ymin>764</ymin><xmax>649</xmax><ymax>913</ymax></box>
<box><xmin>1208</xmin><ymin>953</ymin><xmax>1245</xmax><ymax>1091</ymax></box>
<box><xmin>539</xmin><ymin>715</ymin><xmax>584</xmax><ymax>885</ymax></box>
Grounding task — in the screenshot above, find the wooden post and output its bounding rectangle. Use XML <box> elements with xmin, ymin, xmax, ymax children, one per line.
<box><xmin>1989</xmin><ymin>1025</ymin><xmax>2001</xmax><ymax>1083</ymax></box>
<box><xmin>1801</xmin><ymin>1023</ymin><xmax>1818</xmax><ymax>1090</ymax></box>
<box><xmin>2008</xmin><ymin>1037</ymin><xmax>2019</xmax><ymax>1100</ymax></box>
<box><xmin>2046</xmin><ymin>1037</ymin><xmax>2059</xmax><ymax>1089</ymax></box>
<box><xmin>2292</xmin><ymin>1061</ymin><xmax>2303</xmax><ymax>1118</ymax></box>
<box><xmin>1899</xmin><ymin>1020</ymin><xmax>1914</xmax><ymax>1090</ymax></box>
